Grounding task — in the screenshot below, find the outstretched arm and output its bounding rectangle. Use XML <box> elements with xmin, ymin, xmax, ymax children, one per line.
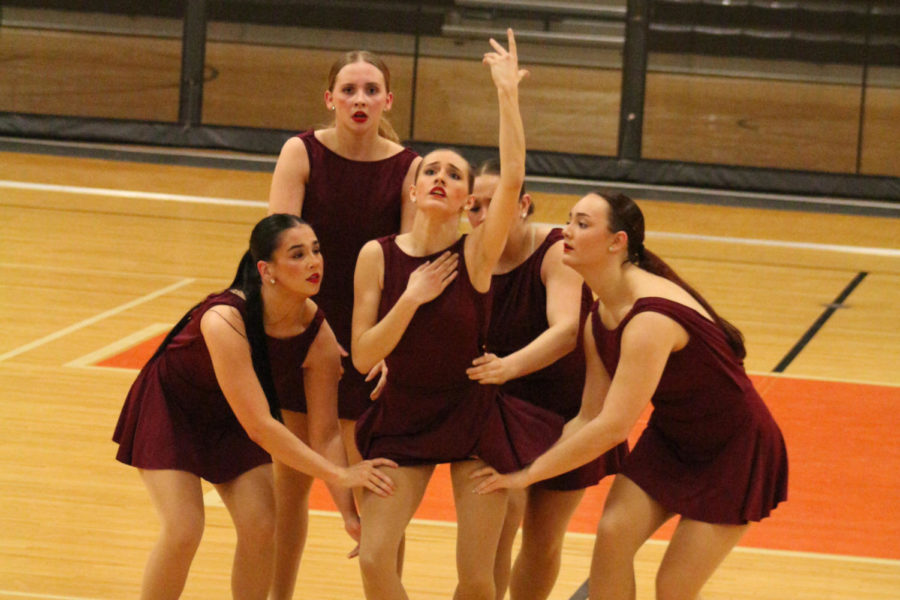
<box><xmin>473</xmin><ymin>310</ymin><xmax>682</xmax><ymax>492</ymax></box>
<box><xmin>302</xmin><ymin>317</ymin><xmax>359</xmax><ymax>523</ymax></box>
<box><xmin>201</xmin><ymin>305</ymin><xmax>396</xmax><ymax>495</ymax></box>
<box><xmin>268</xmin><ymin>136</ymin><xmax>310</xmax><ymax>216</ymax></box>
<box><xmin>467</xmin><ymin>240</ymin><xmax>584</xmax><ymax>384</ymax></box>
<box><xmin>467</xmin><ymin>29</ymin><xmax>528</xmax><ymax>290</ymax></box>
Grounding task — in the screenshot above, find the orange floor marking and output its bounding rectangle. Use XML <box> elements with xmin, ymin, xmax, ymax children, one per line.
<box><xmin>104</xmin><ymin>336</ymin><xmax>900</xmax><ymax>560</ymax></box>
<box><xmin>96</xmin><ymin>333</ymin><xmax>166</xmax><ymax>368</ymax></box>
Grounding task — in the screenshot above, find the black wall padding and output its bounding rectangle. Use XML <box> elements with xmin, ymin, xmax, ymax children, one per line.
<box><xmin>1</xmin><ymin>112</ymin><xmax>897</xmax><ymax>201</ymax></box>
<box><xmin>650</xmin><ymin>0</ymin><xmax>900</xmax><ymax>65</ymax></box>
<box><xmin>2</xmin><ymin>0</ymin><xmax>451</xmax><ymax>35</ymax></box>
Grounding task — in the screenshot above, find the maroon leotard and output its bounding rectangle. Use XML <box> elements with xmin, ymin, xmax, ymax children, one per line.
<box><xmin>354</xmin><ymin>235</ymin><xmax>564</xmax><ymax>473</ymax></box>
<box><xmin>298</xmin><ymin>130</ymin><xmax>418</xmax><ymax>420</ymax></box>
<box><xmin>592</xmin><ymin>297</ymin><xmax>788</xmax><ymax>524</ymax></box>
<box><xmin>113</xmin><ymin>291</ymin><xmax>325</xmax><ymax>483</ymax></box>
<box><xmin>488</xmin><ymin>228</ymin><xmax>627</xmax><ymax>490</ymax></box>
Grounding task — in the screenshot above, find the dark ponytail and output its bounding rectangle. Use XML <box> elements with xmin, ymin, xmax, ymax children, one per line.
<box><xmin>601</xmin><ymin>192</ymin><xmax>747</xmax><ymax>359</ymax></box>
<box><xmin>149</xmin><ymin>248</ymin><xmax>253</xmax><ymax>363</ymax></box>
<box><xmin>148</xmin><ymin>215</ymin><xmax>308</xmax><ymax>421</ymax></box>
<box><xmin>242</xmin><ymin>214</ymin><xmax>310</xmax><ymax>420</ymax></box>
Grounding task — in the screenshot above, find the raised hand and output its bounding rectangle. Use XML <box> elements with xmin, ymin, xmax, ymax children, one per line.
<box><xmin>338</xmin><ymin>457</ymin><xmax>398</xmax><ymax>496</ymax></box>
<box><xmin>483</xmin><ymin>28</ymin><xmax>529</xmax><ymax>91</ymax></box>
<box><xmin>403</xmin><ymin>251</ymin><xmax>459</xmax><ymax>306</ymax></box>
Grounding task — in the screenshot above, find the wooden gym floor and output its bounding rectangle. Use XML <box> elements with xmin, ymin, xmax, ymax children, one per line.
<box><xmin>0</xmin><ymin>147</ymin><xmax>898</xmax><ymax>599</ymax></box>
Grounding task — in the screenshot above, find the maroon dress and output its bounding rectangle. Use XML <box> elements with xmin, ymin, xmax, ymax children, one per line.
<box><xmin>355</xmin><ymin>235</ymin><xmax>564</xmax><ymax>473</ymax></box>
<box><xmin>298</xmin><ymin>130</ymin><xmax>418</xmax><ymax>420</ymax></box>
<box><xmin>592</xmin><ymin>297</ymin><xmax>788</xmax><ymax>524</ymax></box>
<box><xmin>488</xmin><ymin>228</ymin><xmax>627</xmax><ymax>490</ymax></box>
<box><xmin>113</xmin><ymin>291</ymin><xmax>325</xmax><ymax>483</ymax></box>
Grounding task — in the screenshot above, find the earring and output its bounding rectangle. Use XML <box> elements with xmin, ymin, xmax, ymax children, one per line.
<box><xmin>608</xmin><ymin>246</ymin><xmax>614</xmax><ymax>252</ymax></box>
<box><xmin>330</xmin><ymin>106</ymin><xmax>336</xmax><ymax>111</ymax></box>
<box><xmin>521</xmin><ymin>212</ymin><xmax>528</xmax><ymax>219</ymax></box>
<box><xmin>270</xmin><ymin>278</ymin><xmax>276</xmax><ymax>284</ymax></box>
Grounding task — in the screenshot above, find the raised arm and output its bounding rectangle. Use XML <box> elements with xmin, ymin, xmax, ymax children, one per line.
<box><xmin>268</xmin><ymin>136</ymin><xmax>310</xmax><ymax>216</ymax></box>
<box><xmin>474</xmin><ymin>310</ymin><xmax>683</xmax><ymax>492</ymax></box>
<box><xmin>201</xmin><ymin>305</ymin><xmax>395</xmax><ymax>494</ymax></box>
<box><xmin>466</xmin><ymin>29</ymin><xmax>527</xmax><ymax>290</ymax></box>
<box><xmin>351</xmin><ymin>240</ymin><xmax>459</xmax><ymax>373</ymax></box>
<box><xmin>467</xmin><ymin>240</ymin><xmax>584</xmax><ymax>384</ymax></box>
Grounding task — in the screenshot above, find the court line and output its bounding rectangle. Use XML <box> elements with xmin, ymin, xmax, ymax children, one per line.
<box><xmin>645</xmin><ymin>231</ymin><xmax>900</xmax><ymax>257</ymax></box>
<box><xmin>4</xmin><ymin>179</ymin><xmax>896</xmax><ymax>258</ymax></box>
<box><xmin>755</xmin><ymin>369</ymin><xmax>900</xmax><ymax>388</ymax></box>
<box><xmin>0</xmin><ymin>592</ymin><xmax>106</xmax><ymax>600</ymax></box>
<box><xmin>533</xmin><ymin>221</ymin><xmax>898</xmax><ymax>258</ymax></box>
<box><xmin>0</xmin><ymin>180</ymin><xmax>265</xmax><ymax>207</ymax></box>
<box><xmin>208</xmin><ymin>492</ymin><xmax>900</xmax><ymax>569</ymax></box>
<box><xmin>527</xmin><ymin>175</ymin><xmax>900</xmax><ymax>212</ymax></box>
<box><xmin>774</xmin><ymin>271</ymin><xmax>868</xmax><ymax>372</ymax></box>
<box><xmin>0</xmin><ymin>279</ymin><xmax>195</xmax><ymax>364</ymax></box>
<box><xmin>64</xmin><ymin>323</ymin><xmax>172</xmax><ymax>368</ymax></box>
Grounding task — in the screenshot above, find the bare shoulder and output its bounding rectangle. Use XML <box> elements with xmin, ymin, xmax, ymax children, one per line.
<box><xmin>305</xmin><ymin>312</ymin><xmax>342</xmax><ymax>364</ymax></box>
<box><xmin>358</xmin><ymin>238</ymin><xmax>386</xmax><ymax>262</ymax></box>
<box><xmin>200</xmin><ymin>303</ymin><xmax>247</xmax><ymax>338</ymax></box>
<box><xmin>642</xmin><ymin>274</ymin><xmax>713</xmax><ymax>320</ymax></box>
<box><xmin>279</xmin><ymin>135</ymin><xmax>308</xmax><ymax>158</ymax></box>
<box><xmin>621</xmin><ymin>309</ymin><xmax>685</xmax><ymax>353</ymax></box>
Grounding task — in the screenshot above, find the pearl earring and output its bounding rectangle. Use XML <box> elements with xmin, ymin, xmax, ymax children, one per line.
<box><xmin>330</xmin><ymin>106</ymin><xmax>336</xmax><ymax>111</ymax></box>
<box><xmin>608</xmin><ymin>246</ymin><xmax>614</xmax><ymax>252</ymax></box>
<box><xmin>270</xmin><ymin>278</ymin><xmax>276</xmax><ymax>284</ymax></box>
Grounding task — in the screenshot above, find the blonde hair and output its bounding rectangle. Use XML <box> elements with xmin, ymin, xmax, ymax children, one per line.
<box><xmin>327</xmin><ymin>50</ymin><xmax>400</xmax><ymax>143</ymax></box>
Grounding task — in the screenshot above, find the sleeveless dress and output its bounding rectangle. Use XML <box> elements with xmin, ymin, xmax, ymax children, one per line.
<box><xmin>592</xmin><ymin>297</ymin><xmax>788</xmax><ymax>524</ymax></box>
<box><xmin>354</xmin><ymin>235</ymin><xmax>564</xmax><ymax>473</ymax></box>
<box><xmin>113</xmin><ymin>290</ymin><xmax>326</xmax><ymax>484</ymax></box>
<box><xmin>488</xmin><ymin>228</ymin><xmax>627</xmax><ymax>490</ymax></box>
<box><xmin>298</xmin><ymin>130</ymin><xmax>418</xmax><ymax>419</ymax></box>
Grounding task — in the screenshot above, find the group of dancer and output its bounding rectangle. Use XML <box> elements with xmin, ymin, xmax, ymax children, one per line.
<box><xmin>113</xmin><ymin>29</ymin><xmax>788</xmax><ymax>600</ymax></box>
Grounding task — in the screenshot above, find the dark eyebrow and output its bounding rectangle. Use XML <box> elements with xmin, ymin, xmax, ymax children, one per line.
<box><xmin>424</xmin><ymin>161</ymin><xmax>463</xmax><ymax>173</ymax></box>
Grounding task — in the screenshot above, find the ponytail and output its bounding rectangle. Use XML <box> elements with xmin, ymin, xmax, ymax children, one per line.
<box><xmin>600</xmin><ymin>191</ymin><xmax>746</xmax><ymax>359</ymax></box>
<box><xmin>378</xmin><ymin>117</ymin><xmax>401</xmax><ymax>144</ymax></box>
<box><xmin>239</xmin><ymin>253</ymin><xmax>283</xmax><ymax>421</ymax></box>
<box><xmin>637</xmin><ymin>249</ymin><xmax>746</xmax><ymax>359</ymax></box>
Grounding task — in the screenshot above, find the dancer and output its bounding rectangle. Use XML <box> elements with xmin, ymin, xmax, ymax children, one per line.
<box><xmin>267</xmin><ymin>50</ymin><xmax>420</xmax><ymax>598</ymax></box>
<box><xmin>352</xmin><ymin>30</ymin><xmax>562</xmax><ymax>600</ymax></box>
<box><xmin>473</xmin><ymin>192</ymin><xmax>788</xmax><ymax>600</ymax></box>
<box><xmin>114</xmin><ymin>214</ymin><xmax>396</xmax><ymax>600</ymax></box>
<box><xmin>465</xmin><ymin>160</ymin><xmax>626</xmax><ymax>600</ymax></box>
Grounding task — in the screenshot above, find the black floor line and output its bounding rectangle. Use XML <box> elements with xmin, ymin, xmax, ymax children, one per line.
<box><xmin>568</xmin><ymin>578</ymin><xmax>590</xmax><ymax>600</ymax></box>
<box><xmin>773</xmin><ymin>271</ymin><xmax>868</xmax><ymax>373</ymax></box>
